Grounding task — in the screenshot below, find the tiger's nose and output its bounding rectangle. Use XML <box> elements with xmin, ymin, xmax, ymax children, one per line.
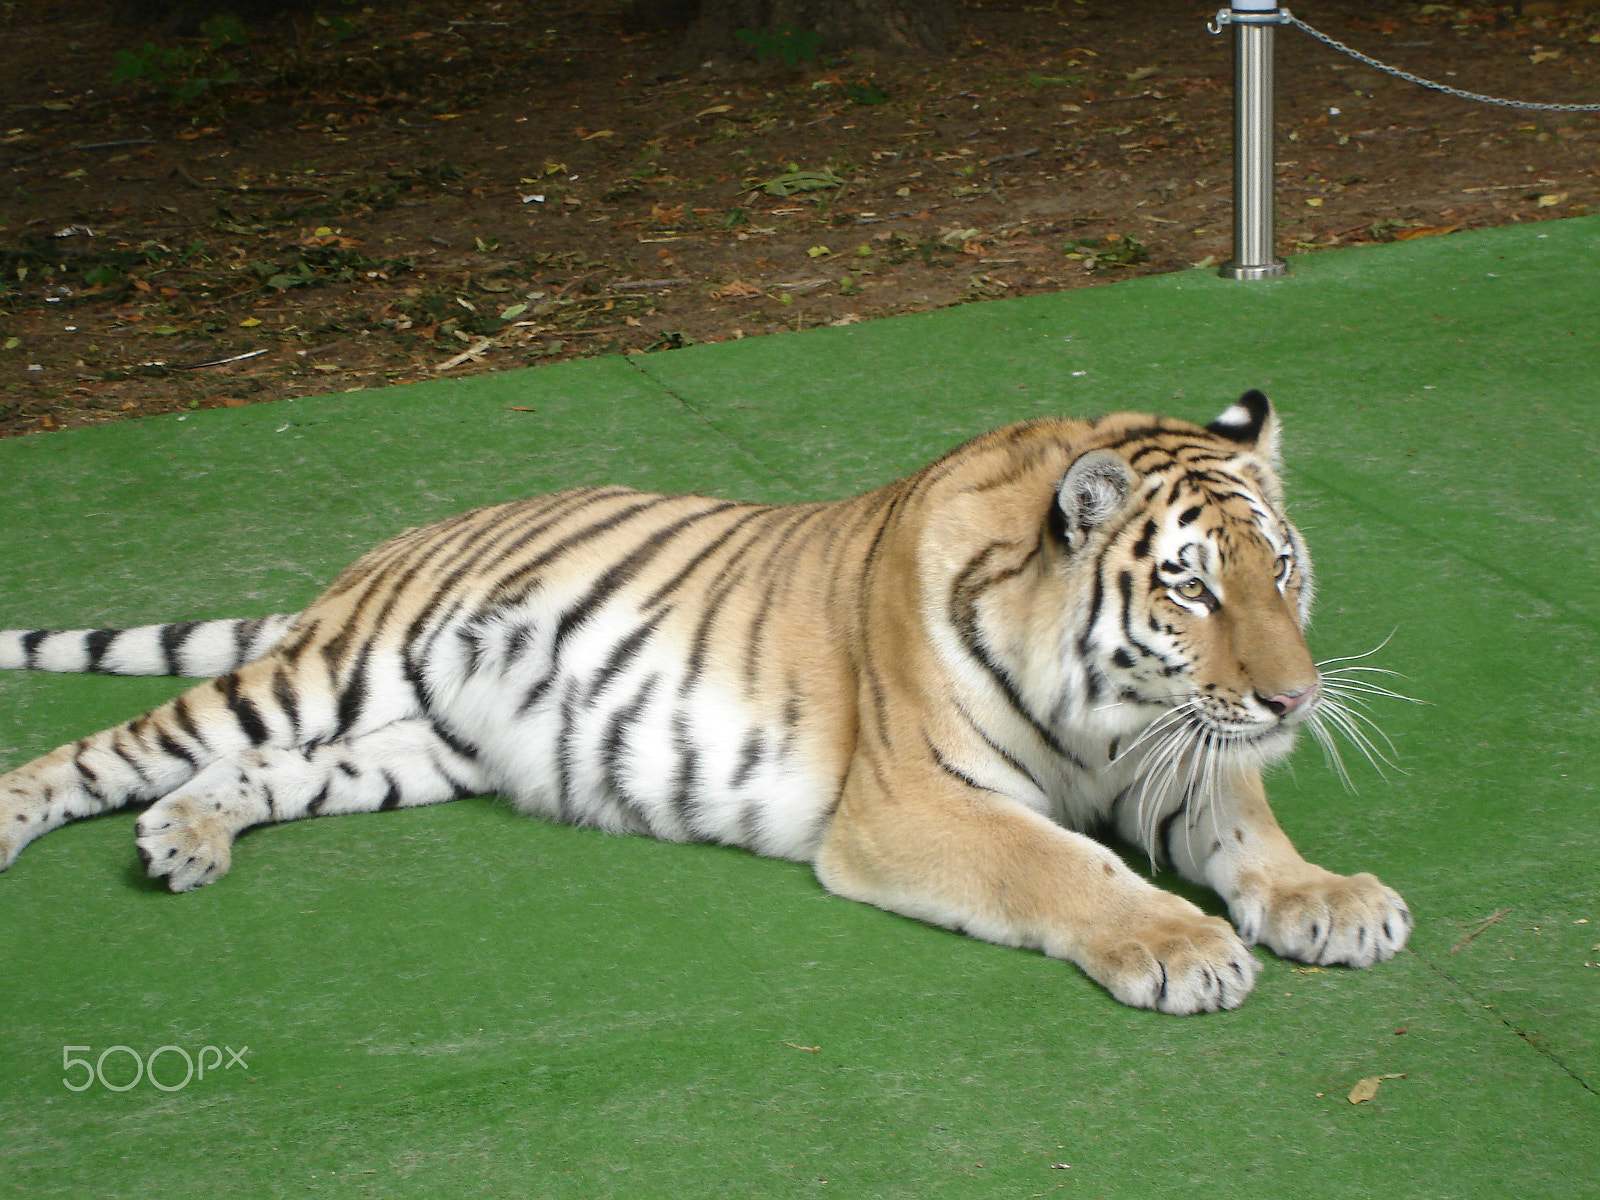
<box><xmin>1258</xmin><ymin>684</ymin><xmax>1318</xmax><ymax>716</ymax></box>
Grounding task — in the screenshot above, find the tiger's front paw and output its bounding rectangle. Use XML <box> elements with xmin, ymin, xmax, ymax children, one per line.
<box><xmin>1230</xmin><ymin>867</ymin><xmax>1412</xmax><ymax>968</ymax></box>
<box><xmin>1077</xmin><ymin>893</ymin><xmax>1261</xmax><ymax>1015</ymax></box>
<box><xmin>135</xmin><ymin>798</ymin><xmax>235</xmax><ymax>892</ymax></box>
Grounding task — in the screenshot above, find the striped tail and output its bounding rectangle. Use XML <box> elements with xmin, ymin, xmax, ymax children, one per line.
<box><xmin>0</xmin><ymin>614</ymin><xmax>301</xmax><ymax>678</ymax></box>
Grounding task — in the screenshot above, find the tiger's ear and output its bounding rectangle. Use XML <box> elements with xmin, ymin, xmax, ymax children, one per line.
<box><xmin>1206</xmin><ymin>389</ymin><xmax>1281</xmax><ymax>464</ymax></box>
<box><xmin>1056</xmin><ymin>449</ymin><xmax>1136</xmax><ymax>553</ymax></box>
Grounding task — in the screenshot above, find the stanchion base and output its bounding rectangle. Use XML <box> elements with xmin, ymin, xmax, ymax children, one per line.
<box><xmin>1218</xmin><ymin>260</ymin><xmax>1286</xmax><ymax>280</ymax></box>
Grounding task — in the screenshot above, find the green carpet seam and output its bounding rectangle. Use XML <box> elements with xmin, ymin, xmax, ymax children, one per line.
<box><xmin>1413</xmin><ymin>948</ymin><xmax>1598</xmax><ymax>1100</ymax></box>
<box><xmin>624</xmin><ymin>354</ymin><xmax>802</xmax><ymax>493</ymax></box>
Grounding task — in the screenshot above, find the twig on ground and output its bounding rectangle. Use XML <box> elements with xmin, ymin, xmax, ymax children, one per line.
<box><xmin>1450</xmin><ymin>907</ymin><xmax>1511</xmax><ymax>953</ymax></box>
<box><xmin>173</xmin><ymin>163</ymin><xmax>329</xmax><ymax>196</ymax></box>
<box><xmin>434</xmin><ymin>336</ymin><xmax>498</xmax><ymax>372</ymax></box>
<box><xmin>0</xmin><ymin>138</ymin><xmax>156</xmax><ymax>170</ymax></box>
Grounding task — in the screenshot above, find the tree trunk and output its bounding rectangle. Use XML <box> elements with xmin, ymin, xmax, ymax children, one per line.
<box><xmin>652</xmin><ymin>0</ymin><xmax>957</xmax><ymax>75</ymax></box>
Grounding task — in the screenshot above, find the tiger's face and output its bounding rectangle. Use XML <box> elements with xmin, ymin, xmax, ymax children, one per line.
<box><xmin>1059</xmin><ymin>396</ymin><xmax>1319</xmax><ymax>762</ymax></box>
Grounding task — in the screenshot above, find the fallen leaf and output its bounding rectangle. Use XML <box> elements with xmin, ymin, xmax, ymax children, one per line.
<box><xmin>581</xmin><ymin>129</ymin><xmax>615</xmax><ymax>140</ymax></box>
<box><xmin>806</xmin><ymin>245</ymin><xmax>831</xmax><ymax>258</ymax></box>
<box><xmin>1392</xmin><ymin>223</ymin><xmax>1461</xmax><ymax>241</ymax></box>
<box><xmin>1348</xmin><ymin>1073</ymin><xmax>1406</xmax><ymax>1104</ymax></box>
<box><xmin>238</xmin><ymin>317</ymin><xmax>261</xmax><ymax>327</ymax></box>
<box><xmin>1536</xmin><ymin>193</ymin><xmax>1568</xmax><ymax>208</ymax></box>
<box><xmin>710</xmin><ymin>279</ymin><xmax>764</xmax><ymax>300</ymax></box>
<box><xmin>650</xmin><ymin>203</ymin><xmax>685</xmax><ymax>224</ymax></box>
<box><xmin>760</xmin><ymin>169</ymin><xmax>843</xmax><ymax>197</ymax></box>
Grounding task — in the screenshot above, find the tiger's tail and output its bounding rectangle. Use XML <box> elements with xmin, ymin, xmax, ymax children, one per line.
<box><xmin>0</xmin><ymin>614</ymin><xmax>300</xmax><ymax>678</ymax></box>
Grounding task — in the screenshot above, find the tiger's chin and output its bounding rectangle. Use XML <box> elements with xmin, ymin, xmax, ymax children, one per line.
<box><xmin>1195</xmin><ymin>718</ymin><xmax>1304</xmax><ymax>770</ymax></box>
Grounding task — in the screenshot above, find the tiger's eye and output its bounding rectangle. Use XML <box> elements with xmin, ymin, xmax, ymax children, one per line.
<box><xmin>1176</xmin><ymin>579</ymin><xmax>1207</xmax><ymax>600</ymax></box>
<box><xmin>1274</xmin><ymin>555</ymin><xmax>1292</xmax><ymax>580</ymax></box>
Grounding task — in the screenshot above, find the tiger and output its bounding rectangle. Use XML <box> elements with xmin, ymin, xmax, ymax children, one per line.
<box><xmin>0</xmin><ymin>390</ymin><xmax>1412</xmax><ymax>1014</ymax></box>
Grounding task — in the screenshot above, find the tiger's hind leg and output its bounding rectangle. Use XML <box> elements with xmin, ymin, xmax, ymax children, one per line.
<box><xmin>0</xmin><ymin>689</ymin><xmax>250</xmax><ymax>873</ymax></box>
<box><xmin>134</xmin><ymin>718</ymin><xmax>488</xmax><ymax>891</ymax></box>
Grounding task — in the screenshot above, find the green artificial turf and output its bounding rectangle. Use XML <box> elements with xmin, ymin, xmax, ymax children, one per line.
<box><xmin>1</xmin><ymin>217</ymin><xmax>1595</xmax><ymax>1198</ymax></box>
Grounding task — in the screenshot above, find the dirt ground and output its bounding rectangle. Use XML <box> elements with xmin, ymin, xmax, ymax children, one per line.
<box><xmin>2</xmin><ymin>0</ymin><xmax>1596</xmax><ymax>439</ymax></box>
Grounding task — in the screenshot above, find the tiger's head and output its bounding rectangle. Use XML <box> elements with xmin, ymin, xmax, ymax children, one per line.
<box><xmin>1057</xmin><ymin>390</ymin><xmax>1319</xmax><ymax>761</ymax></box>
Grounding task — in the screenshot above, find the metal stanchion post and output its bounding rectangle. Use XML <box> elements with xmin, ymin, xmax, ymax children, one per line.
<box><xmin>1216</xmin><ymin>1</ymin><xmax>1288</xmax><ymax>280</ymax></box>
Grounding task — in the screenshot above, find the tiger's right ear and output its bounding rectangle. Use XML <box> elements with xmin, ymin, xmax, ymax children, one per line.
<box><xmin>1056</xmin><ymin>449</ymin><xmax>1136</xmax><ymax>554</ymax></box>
<box><xmin>1206</xmin><ymin>389</ymin><xmax>1282</xmax><ymax>467</ymax></box>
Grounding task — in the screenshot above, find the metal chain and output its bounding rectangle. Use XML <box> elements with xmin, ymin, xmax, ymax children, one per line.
<box><xmin>1284</xmin><ymin>12</ymin><xmax>1600</xmax><ymax>113</ymax></box>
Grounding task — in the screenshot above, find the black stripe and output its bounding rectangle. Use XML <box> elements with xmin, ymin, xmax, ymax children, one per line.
<box><xmin>515</xmin><ymin>660</ymin><xmax>556</xmax><ymax>714</ymax></box>
<box><xmin>455</xmin><ymin>624</ymin><xmax>487</xmax><ymax>676</ymax></box>
<box><xmin>379</xmin><ymin>772</ymin><xmax>402</xmax><ymax>810</ymax></box>
<box><xmin>1116</xmin><ymin>569</ymin><xmax>1174</xmax><ymax>671</ymax></box>
<box><xmin>587</xmin><ymin>608</ymin><xmax>670</xmax><ymax>702</ymax></box>
<box><xmin>485</xmin><ymin>495</ymin><xmax>677</xmax><ymax>613</ymax></box>
<box><xmin>72</xmin><ymin>747</ymin><xmax>106</xmax><ymax>802</ymax></box>
<box><xmin>599</xmin><ymin>674</ymin><xmax>659</xmax><ymax>830</ymax></box>
<box><xmin>1077</xmin><ymin>566</ymin><xmax>1105</xmax><ymax>662</ymax></box>
<box><xmin>637</xmin><ymin>504</ymin><xmax>773</xmax><ymax>611</ymax></box>
<box><xmin>955</xmin><ymin>700</ymin><xmax>1050</xmax><ymax>793</ymax></box>
<box><xmin>155</xmin><ymin>731</ymin><xmax>197</xmax><ymax>766</ymax></box>
<box><xmin>1104</xmin><ymin>422</ymin><xmax>1175</xmax><ymax>449</ymax></box>
<box><xmin>216</xmin><ymin>673</ymin><xmax>270</xmax><ymax>746</ymax></box>
<box><xmin>927</xmin><ymin>733</ymin><xmax>1000</xmax><ymax>795</ymax></box>
<box><xmin>271</xmin><ymin>666</ymin><xmax>300</xmax><ymax>739</ymax></box>
<box><xmin>679</xmin><ymin>508</ymin><xmax>793</xmax><ymax>698</ymax></box>
<box><xmin>20</xmin><ymin>629</ymin><xmax>48</xmax><ymax>669</ymax></box>
<box><xmin>399</xmin><ymin>489</ymin><xmax>628</xmax><ymax>653</ymax></box>
<box><xmin>112</xmin><ymin>741</ymin><xmax>152</xmax><ymax>783</ymax></box>
<box><xmin>333</xmin><ymin>644</ymin><xmax>371</xmax><ymax>738</ymax></box>
<box><xmin>170</xmin><ymin>694</ymin><xmax>210</xmax><ymax>752</ymax></box>
<box><xmin>85</xmin><ymin>627</ymin><xmax>120</xmax><ymax>672</ymax></box>
<box><xmin>553</xmin><ymin>502</ymin><xmax>741</xmax><ymax>659</ymax></box>
<box><xmin>233</xmin><ymin>618</ymin><xmax>262</xmax><ymax>668</ymax></box>
<box><xmin>729</xmin><ymin>727</ymin><xmax>764</xmax><ymax>791</ymax></box>
<box><xmin>948</xmin><ymin>540</ymin><xmax>1078</xmax><ymax>763</ymax></box>
<box><xmin>1131</xmin><ymin>518</ymin><xmax>1157</xmax><ymax>560</ymax></box>
<box><xmin>429</xmin><ymin>717</ymin><xmax>480</xmax><ymax>761</ymax></box>
<box><xmin>668</xmin><ymin>711</ymin><xmax>701</xmax><ymax>833</ymax></box>
<box><xmin>161</xmin><ymin>621</ymin><xmax>200</xmax><ymax>676</ymax></box>
<box><xmin>306</xmin><ymin>781</ymin><xmax>331</xmax><ymax>815</ymax></box>
<box><xmin>741</xmin><ymin>506</ymin><xmax>825</xmax><ymax>690</ymax></box>
<box><xmin>554</xmin><ymin>679</ymin><xmax>580</xmax><ymax>821</ymax></box>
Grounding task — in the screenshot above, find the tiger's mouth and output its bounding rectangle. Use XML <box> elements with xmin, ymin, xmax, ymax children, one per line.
<box><xmin>1181</xmin><ymin>700</ymin><xmax>1315</xmax><ymax>752</ymax></box>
